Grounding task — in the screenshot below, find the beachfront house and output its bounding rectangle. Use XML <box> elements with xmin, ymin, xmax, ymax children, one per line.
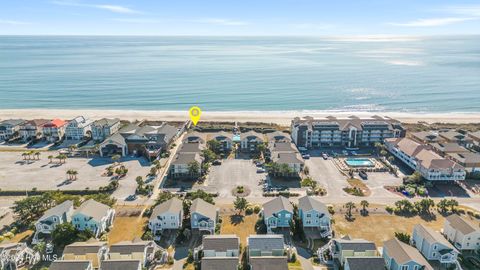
<box><xmin>33</xmin><ymin>200</ymin><xmax>74</xmax><ymax>244</ymax></box>
<box><xmin>65</xmin><ymin>116</ymin><xmax>93</xmax><ymax>140</ymax></box>
<box><xmin>439</xmin><ymin>130</ymin><xmax>474</xmax><ymax>148</ymax></box>
<box><xmin>169</xmin><ymin>142</ymin><xmax>205</xmax><ymax>179</ymax></box>
<box><xmin>197</xmin><ymin>235</ymin><xmax>240</xmax><ymax>270</ymax></box>
<box><xmin>262</xmin><ymin>196</ymin><xmax>293</xmax><ymax>233</ymax></box>
<box><xmin>109</xmin><ymin>239</ymin><xmax>160</xmax><ymax>267</ymax></box>
<box><xmin>211</xmin><ymin>131</ymin><xmax>233</xmax><ymax>152</ymax></box>
<box><xmin>410</xmin><ymin>131</ymin><xmax>441</xmax><ymax>144</ymax></box>
<box><xmin>411</xmin><ymin>224</ymin><xmax>458</xmax><ymax>264</ymax></box>
<box><xmin>190</xmin><ymin>198</ymin><xmax>218</xmax><ymax>234</ymax></box>
<box><xmin>19</xmin><ymin>119</ymin><xmax>49</xmax><ymax>142</ymax></box>
<box><xmin>446</xmin><ymin>152</ymin><xmax>480</xmax><ymax>173</ymax></box>
<box><xmin>266</xmin><ymin>131</ymin><xmax>291</xmax><ymax>143</ymax></box>
<box><xmin>99</xmin><ymin>122</ymin><xmax>179</xmax><ymax>159</ymax></box>
<box><xmin>469</xmin><ymin>131</ymin><xmax>480</xmax><ymax>149</ymax></box>
<box><xmin>298</xmin><ymin>196</ymin><xmax>331</xmax><ymax>237</ymax></box>
<box><xmin>101</xmin><ymin>260</ymin><xmax>142</xmax><ymax>270</ymax></box>
<box><xmin>91</xmin><ymin>118</ymin><xmax>120</xmax><ymax>141</ymax></box>
<box><xmin>43</xmin><ymin>119</ymin><xmax>68</xmax><ymax>142</ymax></box>
<box><xmin>183</xmin><ymin>131</ymin><xmax>206</xmax><ymax>144</ymax></box>
<box><xmin>71</xmin><ymin>199</ymin><xmax>115</xmax><ymax>238</ymax></box>
<box><xmin>344</xmin><ymin>257</ymin><xmax>386</xmax><ymax>270</ymax></box>
<box><xmin>383</xmin><ymin>238</ymin><xmax>433</xmax><ymax>270</ymax></box>
<box><xmin>247</xmin><ymin>235</ymin><xmax>288</xmax><ymax>270</ymax></box>
<box><xmin>443</xmin><ymin>214</ymin><xmax>480</xmax><ymax>251</ymax></box>
<box><xmin>385</xmin><ymin>137</ymin><xmax>466</xmax><ymax>181</ymax></box>
<box><xmin>271</xmin><ymin>152</ymin><xmax>304</xmax><ymax>175</ymax></box>
<box><xmin>61</xmin><ymin>240</ymin><xmax>109</xmax><ymax>269</ymax></box>
<box><xmin>0</xmin><ymin>119</ymin><xmax>25</xmax><ymax>141</ymax></box>
<box><xmin>49</xmin><ymin>260</ymin><xmax>93</xmax><ymax>270</ymax></box>
<box><xmin>148</xmin><ymin>197</ymin><xmax>183</xmax><ymax>236</ymax></box>
<box><xmin>291</xmin><ymin>115</ymin><xmax>405</xmax><ymax>149</ymax></box>
<box><xmin>240</xmin><ymin>131</ymin><xmax>264</xmax><ymax>152</ymax></box>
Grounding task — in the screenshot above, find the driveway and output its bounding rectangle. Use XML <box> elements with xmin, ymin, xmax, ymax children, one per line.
<box><xmin>305</xmin><ymin>156</ymin><xmax>348</xmax><ymax>196</ymax></box>
<box><xmin>202</xmin><ymin>159</ymin><xmax>265</xmax><ymax>198</ymax></box>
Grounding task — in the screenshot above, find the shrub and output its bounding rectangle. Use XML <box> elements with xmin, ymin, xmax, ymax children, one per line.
<box><xmin>253</xmin><ymin>205</ymin><xmax>261</xmax><ymax>214</ymax></box>
<box><xmin>245</xmin><ymin>207</ymin><xmax>254</xmax><ymax>215</ymax></box>
<box><xmin>328</xmin><ymin>206</ymin><xmax>335</xmax><ymax>215</ymax></box>
<box><xmin>385</xmin><ymin>206</ymin><xmax>394</xmax><ymax>214</ymax></box>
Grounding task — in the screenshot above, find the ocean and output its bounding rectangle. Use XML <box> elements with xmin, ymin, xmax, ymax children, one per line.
<box><xmin>0</xmin><ymin>36</ymin><xmax>479</xmax><ymax>113</ymax></box>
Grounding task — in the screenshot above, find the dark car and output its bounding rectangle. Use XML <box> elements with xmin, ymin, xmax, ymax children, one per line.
<box><xmin>359</xmin><ymin>170</ymin><xmax>368</xmax><ymax>180</ymax></box>
<box><xmin>212</xmin><ymin>160</ymin><xmax>222</xmax><ymax>166</ymax></box>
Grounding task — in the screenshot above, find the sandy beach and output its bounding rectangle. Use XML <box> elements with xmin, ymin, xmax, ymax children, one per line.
<box><xmin>1</xmin><ymin>109</ymin><xmax>480</xmax><ymax>126</ymax></box>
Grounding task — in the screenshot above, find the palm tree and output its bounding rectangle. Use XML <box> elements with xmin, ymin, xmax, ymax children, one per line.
<box><xmin>21</xmin><ymin>152</ymin><xmax>27</xmax><ymax>160</ymax></box>
<box><xmin>71</xmin><ymin>170</ymin><xmax>78</xmax><ymax>180</ymax></box>
<box><xmin>344</xmin><ymin>202</ymin><xmax>356</xmax><ymax>219</ymax></box>
<box><xmin>34</xmin><ymin>151</ymin><xmax>41</xmax><ymax>160</ymax></box>
<box><xmin>48</xmin><ymin>155</ymin><xmax>53</xmax><ymax>163</ymax></box>
<box><xmin>234</xmin><ymin>197</ymin><xmax>248</xmax><ymax>215</ymax></box>
<box><xmin>66</xmin><ymin>170</ymin><xmax>72</xmax><ymax>180</ymax></box>
<box><xmin>111</xmin><ymin>154</ymin><xmax>121</xmax><ymax>164</ymax></box>
<box><xmin>360</xmin><ymin>200</ymin><xmax>369</xmax><ymax>214</ymax></box>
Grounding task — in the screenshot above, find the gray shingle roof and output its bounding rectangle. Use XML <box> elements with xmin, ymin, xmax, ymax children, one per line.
<box><xmin>63</xmin><ymin>240</ymin><xmax>107</xmax><ymax>255</ymax></box>
<box><xmin>171</xmin><ymin>152</ymin><xmax>203</xmax><ymax>165</ymax></box>
<box><xmin>150</xmin><ymin>197</ymin><xmax>183</xmax><ymax>219</ymax></box>
<box><xmin>263</xmin><ymin>196</ymin><xmax>293</xmax><ymax>218</ymax></box>
<box><xmin>201</xmin><ymin>257</ymin><xmax>239</xmax><ymax>270</ymax></box>
<box><xmin>178</xmin><ymin>142</ymin><xmax>204</xmax><ymax>154</ymax></box>
<box><xmin>74</xmin><ymin>199</ymin><xmax>111</xmax><ymax>222</ymax></box>
<box><xmin>93</xmin><ymin>118</ymin><xmax>120</xmax><ymax>127</ymax></box>
<box><xmin>266</xmin><ymin>131</ymin><xmax>291</xmax><ymax>142</ymax></box>
<box><xmin>240</xmin><ymin>131</ymin><xmax>263</xmax><ymax>141</ymax></box>
<box><xmin>203</xmin><ymin>235</ymin><xmax>239</xmax><ymax>252</ymax></box>
<box><xmin>190</xmin><ymin>198</ymin><xmax>217</xmax><ymax>220</ymax></box>
<box><xmin>212</xmin><ymin>131</ymin><xmax>233</xmax><ymax>141</ymax></box>
<box><xmin>414</xmin><ymin>224</ymin><xmax>454</xmax><ymax>249</ymax></box>
<box><xmin>101</xmin><ymin>259</ymin><xmax>141</xmax><ymax>270</ymax></box>
<box><xmin>270</xmin><ymin>142</ymin><xmax>297</xmax><ymax>152</ymax></box>
<box><xmin>49</xmin><ymin>260</ymin><xmax>92</xmax><ymax>270</ymax></box>
<box><xmin>249</xmin><ymin>256</ymin><xmax>288</xmax><ymax>270</ymax></box>
<box><xmin>335</xmin><ymin>237</ymin><xmax>376</xmax><ymax>252</ymax></box>
<box><xmin>344</xmin><ymin>257</ymin><xmax>385</xmax><ymax>270</ymax></box>
<box><xmin>109</xmin><ymin>239</ymin><xmax>154</xmax><ymax>254</ymax></box>
<box><xmin>39</xmin><ymin>200</ymin><xmax>73</xmax><ymax>220</ymax></box>
<box><xmin>273</xmin><ymin>152</ymin><xmax>304</xmax><ymax>164</ymax></box>
<box><xmin>298</xmin><ymin>196</ymin><xmax>328</xmax><ymax>214</ymax></box>
<box><xmin>446</xmin><ymin>214</ymin><xmax>479</xmax><ymax>235</ymax></box>
<box><xmin>383</xmin><ymin>238</ymin><xmax>433</xmax><ymax>270</ymax></box>
<box><xmin>0</xmin><ymin>119</ymin><xmax>25</xmax><ymax>126</ymax></box>
<box><xmin>247</xmin><ymin>235</ymin><xmax>285</xmax><ymax>251</ymax></box>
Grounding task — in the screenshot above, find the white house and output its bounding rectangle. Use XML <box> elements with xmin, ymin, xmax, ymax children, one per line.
<box><xmin>385</xmin><ymin>137</ymin><xmax>466</xmax><ymax>181</ymax></box>
<box><xmin>0</xmin><ymin>243</ymin><xmax>40</xmax><ymax>270</ymax></box>
<box><xmin>0</xmin><ymin>119</ymin><xmax>25</xmax><ymax>141</ymax></box>
<box><xmin>443</xmin><ymin>214</ymin><xmax>480</xmax><ymax>251</ymax></box>
<box><xmin>65</xmin><ymin>116</ymin><xmax>93</xmax><ymax>140</ymax></box>
<box><xmin>91</xmin><ymin>118</ymin><xmax>120</xmax><ymax>142</ymax></box>
<box><xmin>148</xmin><ymin>197</ymin><xmax>183</xmax><ymax>236</ymax></box>
<box><xmin>71</xmin><ymin>200</ymin><xmax>115</xmax><ymax>238</ymax></box>
<box><xmin>411</xmin><ymin>224</ymin><xmax>458</xmax><ymax>264</ymax></box>
<box><xmin>211</xmin><ymin>131</ymin><xmax>233</xmax><ymax>152</ymax></box>
<box><xmin>190</xmin><ymin>198</ymin><xmax>218</xmax><ymax>234</ymax></box>
<box><xmin>298</xmin><ymin>196</ymin><xmax>331</xmax><ymax>237</ymax></box>
<box><xmin>383</xmin><ymin>238</ymin><xmax>433</xmax><ymax>270</ymax></box>
<box><xmin>33</xmin><ymin>200</ymin><xmax>74</xmax><ymax>244</ymax></box>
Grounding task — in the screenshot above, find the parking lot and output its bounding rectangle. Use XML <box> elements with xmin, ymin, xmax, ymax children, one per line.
<box><xmin>0</xmin><ymin>151</ymin><xmax>150</xmax><ymax>197</ymax></box>
<box><xmin>201</xmin><ymin>159</ymin><xmax>266</xmax><ymax>198</ymax></box>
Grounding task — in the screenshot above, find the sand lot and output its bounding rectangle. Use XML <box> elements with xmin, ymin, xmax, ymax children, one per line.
<box><xmin>0</xmin><ymin>151</ymin><xmax>150</xmax><ymax>192</ymax></box>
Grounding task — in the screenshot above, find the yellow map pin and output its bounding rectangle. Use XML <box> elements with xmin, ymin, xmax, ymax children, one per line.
<box><xmin>189</xmin><ymin>106</ymin><xmax>202</xmax><ymax>125</ymax></box>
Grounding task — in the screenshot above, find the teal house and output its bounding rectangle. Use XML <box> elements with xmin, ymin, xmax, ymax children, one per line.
<box><xmin>262</xmin><ymin>196</ymin><xmax>293</xmax><ymax>233</ymax></box>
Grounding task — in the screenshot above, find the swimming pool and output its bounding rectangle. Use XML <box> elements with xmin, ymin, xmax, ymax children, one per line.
<box><xmin>345</xmin><ymin>158</ymin><xmax>374</xmax><ymax>167</ymax></box>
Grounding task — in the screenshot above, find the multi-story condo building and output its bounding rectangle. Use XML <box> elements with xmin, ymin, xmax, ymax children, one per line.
<box><xmin>43</xmin><ymin>119</ymin><xmax>68</xmax><ymax>142</ymax></box>
<box><xmin>0</xmin><ymin>119</ymin><xmax>25</xmax><ymax>141</ymax></box>
<box><xmin>291</xmin><ymin>116</ymin><xmax>405</xmax><ymax>149</ymax></box>
<box><xmin>65</xmin><ymin>116</ymin><xmax>93</xmax><ymax>140</ymax></box>
<box><xmin>19</xmin><ymin>119</ymin><xmax>49</xmax><ymax>142</ymax></box>
<box><xmin>443</xmin><ymin>214</ymin><xmax>480</xmax><ymax>251</ymax></box>
<box><xmin>385</xmin><ymin>138</ymin><xmax>466</xmax><ymax>181</ymax></box>
<box><xmin>91</xmin><ymin>118</ymin><xmax>120</xmax><ymax>141</ymax></box>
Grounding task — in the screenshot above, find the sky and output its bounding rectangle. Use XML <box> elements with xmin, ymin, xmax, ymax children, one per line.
<box><xmin>1</xmin><ymin>0</ymin><xmax>480</xmax><ymax>35</ymax></box>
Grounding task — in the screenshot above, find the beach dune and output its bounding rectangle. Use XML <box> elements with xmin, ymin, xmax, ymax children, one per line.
<box><xmin>1</xmin><ymin>109</ymin><xmax>480</xmax><ymax>125</ymax></box>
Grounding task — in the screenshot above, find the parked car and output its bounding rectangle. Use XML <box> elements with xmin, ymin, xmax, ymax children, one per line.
<box><xmin>322</xmin><ymin>153</ymin><xmax>328</xmax><ymax>160</ymax></box>
<box><xmin>342</xmin><ymin>150</ymin><xmax>348</xmax><ymax>156</ymax></box>
<box><xmin>351</xmin><ymin>151</ymin><xmax>358</xmax><ymax>156</ymax></box>
<box><xmin>257</xmin><ymin>168</ymin><xmax>266</xmax><ymax>173</ymax></box>
<box><xmin>359</xmin><ymin>170</ymin><xmax>368</xmax><ymax>180</ymax></box>
<box><xmin>302</xmin><ymin>154</ymin><xmax>310</xmax><ymax>159</ymax></box>
<box><xmin>212</xmin><ymin>160</ymin><xmax>222</xmax><ymax>166</ymax></box>
<box><xmin>125</xmin><ymin>194</ymin><xmax>137</xmax><ymax>201</ymax></box>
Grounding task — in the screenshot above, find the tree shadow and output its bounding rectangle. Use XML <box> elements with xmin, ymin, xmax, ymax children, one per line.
<box><xmin>229</xmin><ymin>214</ymin><xmax>244</xmax><ymax>225</ymax></box>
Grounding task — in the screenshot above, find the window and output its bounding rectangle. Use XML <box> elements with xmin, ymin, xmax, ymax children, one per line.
<box><xmin>401</xmin><ymin>265</ymin><xmax>408</xmax><ymax>270</ymax></box>
<box><xmin>413</xmin><ymin>266</ymin><xmax>419</xmax><ymax>270</ymax></box>
<box><xmin>432</xmin><ymin>252</ymin><xmax>436</xmax><ymax>257</ymax></box>
<box><xmin>285</xmin><ymin>214</ymin><xmax>291</xmax><ymax>218</ymax></box>
<box><xmin>306</xmin><ymin>214</ymin><xmax>311</xmax><ymax>218</ymax></box>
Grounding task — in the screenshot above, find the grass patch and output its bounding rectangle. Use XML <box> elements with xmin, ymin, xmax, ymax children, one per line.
<box><xmin>333</xmin><ymin>212</ymin><xmax>445</xmax><ymax>247</ymax></box>
<box><xmin>344</xmin><ymin>178</ymin><xmax>371</xmax><ymax>196</ymax></box>
<box><xmin>288</xmin><ymin>260</ymin><xmax>303</xmax><ymax>270</ymax></box>
<box><xmin>8</xmin><ymin>230</ymin><xmax>33</xmax><ymax>243</ymax></box>
<box><xmin>220</xmin><ymin>213</ymin><xmax>258</xmax><ymax>246</ymax></box>
<box><xmin>108</xmin><ymin>209</ymin><xmax>147</xmax><ymax>245</ymax></box>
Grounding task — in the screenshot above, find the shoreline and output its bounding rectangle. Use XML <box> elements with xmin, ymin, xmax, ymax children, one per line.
<box><xmin>2</xmin><ymin>109</ymin><xmax>480</xmax><ymax>125</ymax></box>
